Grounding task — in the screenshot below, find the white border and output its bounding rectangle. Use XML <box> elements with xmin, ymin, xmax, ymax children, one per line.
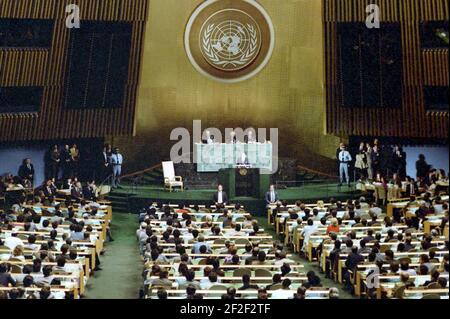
<box><xmin>184</xmin><ymin>0</ymin><xmax>275</xmax><ymax>83</ymax></box>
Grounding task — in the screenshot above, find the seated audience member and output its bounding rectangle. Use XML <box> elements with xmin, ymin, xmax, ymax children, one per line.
<box><xmin>238</xmin><ymin>274</ymin><xmax>260</xmax><ymax>291</ymax></box>
<box><xmin>0</xmin><ymin>263</ymin><xmax>16</xmax><ymax>287</ymax></box>
<box><xmin>302</xmin><ymin>271</ymin><xmax>321</xmax><ymax>289</ymax></box>
<box><xmin>271</xmin><ymin>279</ymin><xmax>293</xmax><ymax>299</ymax></box>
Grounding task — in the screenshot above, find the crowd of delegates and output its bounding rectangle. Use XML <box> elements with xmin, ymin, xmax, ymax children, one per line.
<box><xmin>1</xmin><ymin>174</ymin><xmax>100</xmax><ymax>205</ymax></box>
<box><xmin>0</xmin><ymin>191</ymin><xmax>112</xmax><ymax>299</ymax></box>
<box><xmin>372</xmin><ymin>168</ymin><xmax>448</xmax><ymax>199</ymax></box>
<box><xmin>276</xmin><ymin>193</ymin><xmax>449</xmax><ymax>297</ymax></box>
<box><xmin>135</xmin><ymin>202</ymin><xmax>339</xmax><ymax>299</ymax></box>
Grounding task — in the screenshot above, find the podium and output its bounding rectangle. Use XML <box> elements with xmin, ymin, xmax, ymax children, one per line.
<box><xmin>219</xmin><ymin>168</ymin><xmax>270</xmax><ymax>199</ymax></box>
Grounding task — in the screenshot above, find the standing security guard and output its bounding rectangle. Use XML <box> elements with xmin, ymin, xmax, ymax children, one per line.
<box><xmin>110</xmin><ymin>148</ymin><xmax>123</xmax><ymax>189</ymax></box>
<box><xmin>338</xmin><ymin>145</ymin><xmax>352</xmax><ymax>187</ymax></box>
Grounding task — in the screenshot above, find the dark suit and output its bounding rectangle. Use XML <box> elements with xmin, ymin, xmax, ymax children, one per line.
<box><xmin>393</xmin><ymin>151</ymin><xmax>407</xmax><ymax>177</ymax></box>
<box><xmin>336</xmin><ymin>148</ymin><xmax>342</xmax><ymax>161</ymax></box>
<box><xmin>213</xmin><ymin>191</ymin><xmax>228</xmax><ymax>205</ymax></box>
<box><xmin>60</xmin><ymin>149</ymin><xmax>72</xmax><ymax>179</ymax></box>
<box><xmin>345</xmin><ymin>252</ymin><xmax>364</xmax><ymax>271</ymax></box>
<box><xmin>416</xmin><ymin>159</ymin><xmax>430</xmax><ymax>179</ymax></box>
<box><xmin>265</xmin><ymin>191</ymin><xmax>279</xmax><ymax>205</ymax></box>
<box><xmin>18</xmin><ymin>164</ymin><xmax>34</xmax><ymax>182</ymax></box>
<box><xmin>405</xmin><ymin>183</ymin><xmax>416</xmax><ymax>196</ymax></box>
<box><xmin>83</xmin><ymin>186</ymin><xmax>96</xmax><ymax>201</ymax></box>
<box><xmin>71</xmin><ymin>187</ymin><xmax>83</xmax><ymax>201</ymax></box>
<box><xmin>100</xmin><ymin>151</ymin><xmax>112</xmax><ymax>180</ymax></box>
<box><xmin>43</xmin><ymin>185</ymin><xmax>56</xmax><ymax>197</ymax></box>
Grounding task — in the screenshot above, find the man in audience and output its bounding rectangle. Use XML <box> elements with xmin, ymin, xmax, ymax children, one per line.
<box><xmin>271</xmin><ymin>279</ymin><xmax>293</xmax><ymax>299</ymax></box>
<box><xmin>179</xmin><ymin>269</ymin><xmax>201</xmax><ymax>290</ymax></box>
<box><xmin>149</xmin><ymin>270</ymin><xmax>172</xmax><ymax>290</ymax></box>
<box><xmin>200</xmin><ymin>272</ymin><xmax>219</xmax><ymax>290</ymax></box>
<box><xmin>71</xmin><ymin>181</ymin><xmax>84</xmax><ymax>201</ymax></box>
<box><xmin>0</xmin><ymin>263</ymin><xmax>16</xmax><ymax>287</ymax></box>
<box><xmin>238</xmin><ymin>274</ymin><xmax>260</xmax><ymax>291</ymax></box>
<box><xmin>4</xmin><ymin>232</ymin><xmax>24</xmax><ymax>250</ymax></box>
<box><xmin>192</xmin><ymin>236</ymin><xmax>212</xmax><ymax>254</ymax></box>
<box><xmin>266</xmin><ymin>274</ymin><xmax>282</xmax><ymax>290</ymax></box>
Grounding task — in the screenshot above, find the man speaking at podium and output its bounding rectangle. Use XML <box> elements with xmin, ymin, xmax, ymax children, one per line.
<box><xmin>213</xmin><ymin>184</ymin><xmax>228</xmax><ymax>206</ymax></box>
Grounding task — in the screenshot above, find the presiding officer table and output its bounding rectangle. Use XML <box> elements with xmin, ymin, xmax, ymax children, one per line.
<box><xmin>195</xmin><ymin>142</ymin><xmax>273</xmax><ymax>172</ymax></box>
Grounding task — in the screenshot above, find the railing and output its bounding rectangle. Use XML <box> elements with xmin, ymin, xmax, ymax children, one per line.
<box><xmin>275</xmin><ymin>177</ymin><xmax>357</xmax><ymax>199</ymax></box>
<box><xmin>120</xmin><ymin>163</ymin><xmax>162</xmax><ymax>180</ymax></box>
<box><xmin>296</xmin><ymin>164</ymin><xmax>338</xmax><ymax>179</ymax></box>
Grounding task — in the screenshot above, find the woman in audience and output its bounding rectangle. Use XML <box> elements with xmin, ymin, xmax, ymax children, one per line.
<box><xmin>10</xmin><ymin>245</ymin><xmax>25</xmax><ymax>261</ymax></box>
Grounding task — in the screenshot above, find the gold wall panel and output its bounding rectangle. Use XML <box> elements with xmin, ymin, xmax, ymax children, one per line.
<box><xmin>324</xmin><ymin>0</ymin><xmax>449</xmax><ymax>138</ymax></box>
<box><xmin>0</xmin><ymin>0</ymin><xmax>149</xmax><ymax>141</ymax></box>
<box><xmin>113</xmin><ymin>0</ymin><xmax>339</xmax><ymax>170</ymax></box>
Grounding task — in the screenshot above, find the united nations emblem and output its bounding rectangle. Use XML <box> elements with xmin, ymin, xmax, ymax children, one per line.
<box><xmin>239</xmin><ymin>168</ymin><xmax>248</xmax><ymax>176</ymax></box>
<box><xmin>185</xmin><ymin>0</ymin><xmax>275</xmax><ymax>83</ymax></box>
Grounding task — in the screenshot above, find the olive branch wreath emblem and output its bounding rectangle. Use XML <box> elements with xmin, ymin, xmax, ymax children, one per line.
<box><xmin>202</xmin><ymin>23</ymin><xmax>258</xmax><ymax>68</ymax></box>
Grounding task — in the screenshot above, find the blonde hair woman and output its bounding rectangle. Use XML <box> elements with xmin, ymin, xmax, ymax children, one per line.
<box><xmin>10</xmin><ymin>245</ymin><xmax>25</xmax><ymax>261</ymax></box>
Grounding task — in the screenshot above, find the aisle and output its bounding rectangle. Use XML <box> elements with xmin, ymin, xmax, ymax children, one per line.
<box><xmin>84</xmin><ymin>213</ymin><xmax>142</xmax><ymax>299</ymax></box>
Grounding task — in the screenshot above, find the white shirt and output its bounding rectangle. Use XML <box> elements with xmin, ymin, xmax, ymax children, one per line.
<box><xmin>400</xmin><ymin>269</ymin><xmax>417</xmax><ymax>276</ymax></box>
<box><xmin>217</xmin><ymin>191</ymin><xmax>223</xmax><ymax>204</ymax></box>
<box><xmin>339</xmin><ymin>151</ymin><xmax>352</xmax><ymax>162</ymax></box>
<box><xmin>111</xmin><ymin>153</ymin><xmax>123</xmax><ymax>165</ymax></box>
<box><xmin>369</xmin><ymin>207</ymin><xmax>383</xmax><ymax>216</ymax></box>
<box><xmin>271</xmin><ymin>289</ymin><xmax>294</xmax><ymax>299</ymax></box>
<box><xmin>200</xmin><ymin>280</ymin><xmax>214</xmax><ymax>290</ymax></box>
<box><xmin>270</xmin><ymin>191</ymin><xmax>276</xmax><ymax>203</ymax></box>
<box><xmin>4</xmin><ymin>236</ymin><xmax>24</xmax><ymax>250</ymax></box>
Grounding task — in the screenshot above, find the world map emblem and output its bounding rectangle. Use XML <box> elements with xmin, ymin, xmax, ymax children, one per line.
<box><xmin>185</xmin><ymin>0</ymin><xmax>275</xmax><ymax>83</ymax></box>
<box><xmin>200</xmin><ymin>13</ymin><xmax>261</xmax><ymax>72</ymax></box>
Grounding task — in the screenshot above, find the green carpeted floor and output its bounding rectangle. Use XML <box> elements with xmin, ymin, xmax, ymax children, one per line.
<box><xmin>83</xmin><ymin>213</ymin><xmax>354</xmax><ymax>299</ymax></box>
<box><xmin>83</xmin><ymin>213</ymin><xmax>142</xmax><ymax>299</ymax></box>
<box><xmin>112</xmin><ymin>183</ymin><xmax>360</xmax><ymax>203</ymax></box>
